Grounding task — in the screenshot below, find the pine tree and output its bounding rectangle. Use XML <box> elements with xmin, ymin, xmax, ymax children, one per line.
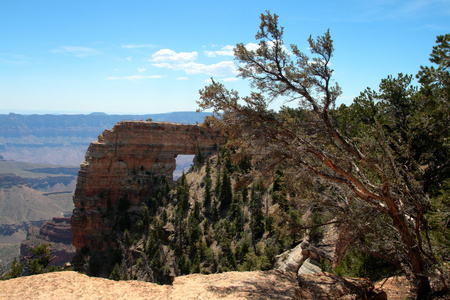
<box><xmin>203</xmin><ymin>159</ymin><xmax>212</xmax><ymax>208</ymax></box>
<box><xmin>176</xmin><ymin>172</ymin><xmax>190</xmax><ymax>212</ymax></box>
<box><xmin>218</xmin><ymin>169</ymin><xmax>232</xmax><ymax>211</ymax></box>
<box><xmin>250</xmin><ymin>181</ymin><xmax>265</xmax><ymax>247</ymax></box>
<box><xmin>109</xmin><ymin>263</ymin><xmax>122</xmax><ymax>281</ymax></box>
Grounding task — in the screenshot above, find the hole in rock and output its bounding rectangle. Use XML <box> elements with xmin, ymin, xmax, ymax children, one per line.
<box><xmin>174</xmin><ymin>154</ymin><xmax>195</xmax><ymax>180</ymax></box>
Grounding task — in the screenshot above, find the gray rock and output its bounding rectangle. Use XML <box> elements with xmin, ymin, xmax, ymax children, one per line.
<box><xmin>274</xmin><ymin>241</ymin><xmax>306</xmax><ymax>273</ymax></box>
<box><xmin>297</xmin><ymin>257</ymin><xmax>322</xmax><ymax>275</ymax></box>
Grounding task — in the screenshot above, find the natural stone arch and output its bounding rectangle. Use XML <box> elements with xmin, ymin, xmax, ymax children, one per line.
<box><xmin>71</xmin><ymin>121</ymin><xmax>223</xmax><ymax>273</ymax></box>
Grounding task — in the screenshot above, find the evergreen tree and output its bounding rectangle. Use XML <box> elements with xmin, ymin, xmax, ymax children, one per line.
<box><xmin>109</xmin><ymin>263</ymin><xmax>122</xmax><ymax>281</ymax></box>
<box><xmin>203</xmin><ymin>159</ymin><xmax>212</xmax><ymax>208</ymax></box>
<box><xmin>196</xmin><ymin>142</ymin><xmax>204</xmax><ymax>164</ymax></box>
<box><xmin>196</xmin><ymin>12</ymin><xmax>449</xmax><ymax>297</ymax></box>
<box><xmin>218</xmin><ymin>169</ymin><xmax>233</xmax><ymax>211</ymax></box>
<box><xmin>271</xmin><ymin>170</ymin><xmax>288</xmax><ymax>212</ymax></box>
<box><xmin>250</xmin><ymin>181</ymin><xmax>265</xmax><ymax>246</ymax></box>
<box><xmin>176</xmin><ymin>172</ymin><xmax>190</xmax><ymax>212</ymax></box>
<box><xmin>214</xmin><ymin>167</ymin><xmax>221</xmax><ymax>196</ymax></box>
<box><xmin>27</xmin><ymin>244</ymin><xmax>52</xmax><ymax>275</ymax></box>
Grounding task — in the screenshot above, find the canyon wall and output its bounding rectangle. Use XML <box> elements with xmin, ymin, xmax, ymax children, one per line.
<box><xmin>71</xmin><ymin>121</ymin><xmax>223</xmax><ymax>273</ymax></box>
<box><xmin>21</xmin><ymin>217</ymin><xmax>75</xmax><ymax>268</ymax></box>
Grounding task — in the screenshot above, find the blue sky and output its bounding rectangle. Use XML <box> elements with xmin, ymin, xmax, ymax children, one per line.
<box><xmin>1</xmin><ymin>0</ymin><xmax>449</xmax><ymax>115</ymax></box>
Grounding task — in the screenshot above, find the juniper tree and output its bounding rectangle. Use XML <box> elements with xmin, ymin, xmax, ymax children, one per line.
<box><xmin>197</xmin><ymin>11</ymin><xmax>449</xmax><ymax>298</ymax></box>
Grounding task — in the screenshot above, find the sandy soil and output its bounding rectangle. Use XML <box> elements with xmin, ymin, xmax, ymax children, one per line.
<box><xmin>0</xmin><ymin>270</ymin><xmax>298</xmax><ymax>300</ymax></box>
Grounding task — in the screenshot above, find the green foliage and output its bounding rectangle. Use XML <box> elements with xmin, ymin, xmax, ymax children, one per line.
<box><xmin>2</xmin><ymin>259</ymin><xmax>22</xmax><ymax>279</ymax></box>
<box><xmin>196</xmin><ymin>142</ymin><xmax>204</xmax><ymax>164</ymax></box>
<box><xmin>203</xmin><ymin>159</ymin><xmax>212</xmax><ymax>208</ymax></box>
<box><xmin>123</xmin><ymin>229</ymin><xmax>132</xmax><ymax>246</ymax></box>
<box><xmin>426</xmin><ymin>179</ymin><xmax>450</xmax><ymax>263</ymax></box>
<box><xmin>27</xmin><ymin>244</ymin><xmax>52</xmax><ymax>275</ymax></box>
<box><xmin>250</xmin><ymin>180</ymin><xmax>265</xmax><ymax>244</ymax></box>
<box><xmin>2</xmin><ymin>243</ymin><xmax>57</xmax><ymax>279</ymax></box>
<box><xmin>176</xmin><ymin>172</ymin><xmax>190</xmax><ymax>212</ymax></box>
<box><xmin>109</xmin><ymin>263</ymin><xmax>122</xmax><ymax>281</ymax></box>
<box><xmin>195</xmin><ymin>11</ymin><xmax>450</xmax><ymax>297</ymax></box>
<box><xmin>329</xmin><ymin>248</ymin><xmax>398</xmax><ymax>283</ymax></box>
<box><xmin>164</xmin><ymin>177</ymin><xmax>171</xmax><ymax>196</ymax></box>
<box><xmin>271</xmin><ymin>170</ymin><xmax>288</xmax><ymax>212</ymax></box>
<box><xmin>218</xmin><ymin>169</ymin><xmax>233</xmax><ymax>211</ymax></box>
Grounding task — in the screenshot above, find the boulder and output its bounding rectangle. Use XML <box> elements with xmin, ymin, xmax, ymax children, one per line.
<box><xmin>297</xmin><ymin>272</ymin><xmax>387</xmax><ymax>300</ymax></box>
<box><xmin>297</xmin><ymin>257</ymin><xmax>322</xmax><ymax>275</ymax></box>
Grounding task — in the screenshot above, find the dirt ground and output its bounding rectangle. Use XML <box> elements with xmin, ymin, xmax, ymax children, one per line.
<box><xmin>0</xmin><ymin>270</ymin><xmax>298</xmax><ymax>300</ymax></box>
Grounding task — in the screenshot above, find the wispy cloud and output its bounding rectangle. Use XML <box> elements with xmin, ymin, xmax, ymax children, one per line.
<box><xmin>150</xmin><ymin>48</ymin><xmax>238</xmax><ymax>78</ymax></box>
<box><xmin>126</xmin><ymin>57</ymin><xmax>132</xmax><ymax>61</ymax></box>
<box><xmin>204</xmin><ymin>45</ymin><xmax>234</xmax><ymax>57</ymax></box>
<box><xmin>121</xmin><ymin>43</ymin><xmax>155</xmax><ymax>49</ymax></box>
<box><xmin>151</xmin><ymin>49</ymin><xmax>198</xmax><ymax>62</ymax></box>
<box><xmin>153</xmin><ymin>60</ymin><xmax>237</xmax><ymax>77</ymax></box>
<box><xmin>0</xmin><ymin>53</ymin><xmax>30</xmax><ymax>65</ymax></box>
<box><xmin>107</xmin><ymin>75</ymin><xmax>164</xmax><ymax>80</ymax></box>
<box><xmin>137</xmin><ymin>68</ymin><xmax>146</xmax><ymax>72</ymax></box>
<box><xmin>52</xmin><ymin>46</ymin><xmax>100</xmax><ymax>58</ymax></box>
<box><xmin>222</xmin><ymin>77</ymin><xmax>239</xmax><ymax>82</ymax></box>
<box><xmin>177</xmin><ymin>77</ymin><xmax>189</xmax><ymax>80</ymax></box>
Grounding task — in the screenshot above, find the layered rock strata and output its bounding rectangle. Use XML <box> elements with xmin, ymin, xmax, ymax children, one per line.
<box><xmin>71</xmin><ymin>121</ymin><xmax>223</xmax><ymax>272</ymax></box>
<box><xmin>21</xmin><ymin>217</ymin><xmax>75</xmax><ymax>268</ymax></box>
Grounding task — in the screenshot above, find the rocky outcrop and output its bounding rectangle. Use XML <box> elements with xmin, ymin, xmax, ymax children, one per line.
<box><xmin>20</xmin><ymin>217</ymin><xmax>75</xmax><ymax>268</ymax></box>
<box><xmin>71</xmin><ymin>121</ymin><xmax>223</xmax><ymax>273</ymax></box>
<box><xmin>274</xmin><ymin>222</ymin><xmax>338</xmax><ymax>276</ymax></box>
<box><xmin>297</xmin><ymin>272</ymin><xmax>387</xmax><ymax>300</ymax></box>
<box><xmin>0</xmin><ymin>174</ymin><xmax>29</xmax><ymax>188</ymax></box>
<box><xmin>38</xmin><ymin>217</ymin><xmax>74</xmax><ymax>245</ymax></box>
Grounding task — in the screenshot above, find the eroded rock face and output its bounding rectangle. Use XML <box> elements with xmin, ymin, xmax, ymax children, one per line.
<box><xmin>20</xmin><ymin>217</ymin><xmax>75</xmax><ymax>268</ymax></box>
<box><xmin>71</xmin><ymin>121</ymin><xmax>223</xmax><ymax>272</ymax></box>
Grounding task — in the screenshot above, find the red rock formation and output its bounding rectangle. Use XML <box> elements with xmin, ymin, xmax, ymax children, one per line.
<box><xmin>71</xmin><ymin>121</ymin><xmax>223</xmax><ymax>271</ymax></box>
<box><xmin>20</xmin><ymin>217</ymin><xmax>75</xmax><ymax>268</ymax></box>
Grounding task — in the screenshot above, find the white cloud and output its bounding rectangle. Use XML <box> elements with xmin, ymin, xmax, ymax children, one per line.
<box><xmin>52</xmin><ymin>46</ymin><xmax>100</xmax><ymax>58</ymax></box>
<box><xmin>121</xmin><ymin>44</ymin><xmax>154</xmax><ymax>48</ymax></box>
<box><xmin>151</xmin><ymin>49</ymin><xmax>198</xmax><ymax>62</ymax></box>
<box><xmin>222</xmin><ymin>77</ymin><xmax>239</xmax><ymax>82</ymax></box>
<box><xmin>204</xmin><ymin>45</ymin><xmax>234</xmax><ymax>57</ymax></box>
<box><xmin>107</xmin><ymin>75</ymin><xmax>164</xmax><ymax>80</ymax></box>
<box><xmin>153</xmin><ymin>60</ymin><xmax>238</xmax><ymax>77</ymax></box>
<box><xmin>137</xmin><ymin>68</ymin><xmax>146</xmax><ymax>72</ymax></box>
<box><xmin>126</xmin><ymin>57</ymin><xmax>132</xmax><ymax>61</ymax></box>
<box><xmin>245</xmin><ymin>43</ymin><xmax>259</xmax><ymax>52</ymax></box>
<box><xmin>177</xmin><ymin>77</ymin><xmax>189</xmax><ymax>80</ymax></box>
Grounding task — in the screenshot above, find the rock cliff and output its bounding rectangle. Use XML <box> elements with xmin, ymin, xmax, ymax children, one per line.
<box><xmin>71</xmin><ymin>121</ymin><xmax>223</xmax><ymax>273</ymax></box>
<box><xmin>20</xmin><ymin>217</ymin><xmax>75</xmax><ymax>268</ymax></box>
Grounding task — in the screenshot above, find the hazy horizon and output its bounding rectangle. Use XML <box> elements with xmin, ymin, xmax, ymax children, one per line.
<box><xmin>2</xmin><ymin>1</ymin><xmax>449</xmax><ymax>115</ymax></box>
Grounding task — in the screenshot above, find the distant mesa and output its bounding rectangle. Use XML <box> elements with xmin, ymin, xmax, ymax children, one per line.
<box><xmin>0</xmin><ymin>111</ymin><xmax>212</xmax><ymax>166</ymax></box>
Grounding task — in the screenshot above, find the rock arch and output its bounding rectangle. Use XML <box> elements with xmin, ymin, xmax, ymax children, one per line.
<box><xmin>71</xmin><ymin>121</ymin><xmax>223</xmax><ymax>270</ymax></box>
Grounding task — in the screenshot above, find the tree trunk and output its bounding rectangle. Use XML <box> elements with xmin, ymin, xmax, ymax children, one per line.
<box><xmin>409</xmin><ymin>246</ymin><xmax>431</xmax><ymax>299</ymax></box>
<box><xmin>392</xmin><ymin>211</ymin><xmax>431</xmax><ymax>299</ymax></box>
